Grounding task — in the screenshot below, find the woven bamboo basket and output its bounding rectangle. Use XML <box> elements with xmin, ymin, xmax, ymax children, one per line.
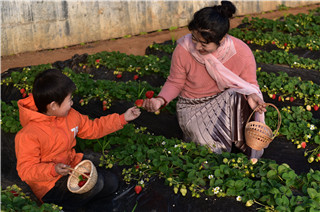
<box><xmin>67</xmin><ymin>160</ymin><xmax>98</xmax><ymax>194</ymax></box>
<box><xmin>245</xmin><ymin>103</ymin><xmax>281</xmax><ymax>151</ymax></box>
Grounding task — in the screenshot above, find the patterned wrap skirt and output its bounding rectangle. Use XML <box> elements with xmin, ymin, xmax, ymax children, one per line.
<box><xmin>176</xmin><ymin>89</ymin><xmax>263</xmax><ymax>159</ymax></box>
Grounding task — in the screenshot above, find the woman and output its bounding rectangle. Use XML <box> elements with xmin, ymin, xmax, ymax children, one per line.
<box><xmin>143</xmin><ymin>1</ymin><xmax>266</xmax><ymax>160</ymax></box>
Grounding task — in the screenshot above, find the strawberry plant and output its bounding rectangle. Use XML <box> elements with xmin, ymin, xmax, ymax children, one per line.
<box><xmin>86</xmin><ymin>51</ymin><xmax>171</xmax><ymax>78</ymax></box>
<box><xmin>1</xmin><ymin>101</ymin><xmax>21</xmax><ymax>133</ymax></box>
<box><xmin>1</xmin><ymin>185</ymin><xmax>62</xmax><ymax>211</ymax></box>
<box><xmin>97</xmin><ymin>124</ymin><xmax>320</xmax><ymax>211</ymax></box>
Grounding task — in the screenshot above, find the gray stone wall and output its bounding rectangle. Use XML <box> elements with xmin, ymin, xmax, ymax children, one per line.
<box><xmin>1</xmin><ymin>0</ymin><xmax>318</xmax><ymax>56</ymax></box>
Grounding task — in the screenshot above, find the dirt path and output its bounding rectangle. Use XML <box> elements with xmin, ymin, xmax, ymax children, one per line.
<box><xmin>1</xmin><ymin>3</ymin><xmax>319</xmax><ymax>73</ymax></box>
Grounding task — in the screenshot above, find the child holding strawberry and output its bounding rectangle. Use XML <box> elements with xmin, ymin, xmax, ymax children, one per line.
<box><xmin>15</xmin><ymin>69</ymin><xmax>141</xmax><ymax>211</ymax></box>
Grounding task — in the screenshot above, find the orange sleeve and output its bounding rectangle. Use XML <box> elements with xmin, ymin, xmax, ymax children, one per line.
<box><xmin>15</xmin><ymin>131</ymin><xmax>58</xmax><ymax>182</ymax></box>
<box><xmin>76</xmin><ymin>111</ymin><xmax>127</xmax><ymax>139</ymax></box>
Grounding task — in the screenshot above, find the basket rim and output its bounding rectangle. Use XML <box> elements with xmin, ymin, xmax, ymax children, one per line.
<box><xmin>246</xmin><ymin>103</ymin><xmax>281</xmax><ymax>139</ymax></box>
<box><xmin>67</xmin><ymin>160</ymin><xmax>96</xmax><ymax>193</ymax></box>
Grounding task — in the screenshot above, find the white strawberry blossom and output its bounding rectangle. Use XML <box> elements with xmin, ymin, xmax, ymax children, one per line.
<box><xmin>310</xmin><ymin>125</ymin><xmax>315</xmax><ymax>130</ymax></box>
<box><xmin>139</xmin><ymin>180</ymin><xmax>144</xmax><ymax>185</ymax></box>
<box><xmin>213</xmin><ymin>187</ymin><xmax>220</xmax><ymax>194</ymax></box>
<box><xmin>162</xmin><ymin>141</ymin><xmax>166</xmax><ymax>145</ymax></box>
<box><xmin>208</xmin><ymin>175</ymin><xmax>213</xmax><ymax>179</ymax></box>
<box><xmin>236</xmin><ymin>196</ymin><xmax>242</xmax><ymax>201</ymax></box>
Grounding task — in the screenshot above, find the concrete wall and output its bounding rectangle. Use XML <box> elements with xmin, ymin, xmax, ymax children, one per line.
<box><xmin>1</xmin><ymin>0</ymin><xmax>319</xmax><ymax>56</ymax></box>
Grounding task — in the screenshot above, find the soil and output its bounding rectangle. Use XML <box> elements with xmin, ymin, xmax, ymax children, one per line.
<box><xmin>1</xmin><ymin>3</ymin><xmax>320</xmax><ymax>212</ymax></box>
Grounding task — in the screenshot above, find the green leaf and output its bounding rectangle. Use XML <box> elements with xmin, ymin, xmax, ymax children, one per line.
<box><xmin>267</xmin><ymin>170</ymin><xmax>277</xmax><ymax>179</ymax></box>
<box><xmin>307</xmin><ymin>188</ymin><xmax>318</xmax><ymax>199</ymax></box>
<box><xmin>235</xmin><ymin>180</ymin><xmax>245</xmax><ymax>191</ymax></box>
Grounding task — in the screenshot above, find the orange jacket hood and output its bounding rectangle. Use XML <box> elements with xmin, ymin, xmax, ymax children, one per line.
<box><xmin>18</xmin><ymin>94</ymin><xmax>51</xmax><ymax>127</ymax></box>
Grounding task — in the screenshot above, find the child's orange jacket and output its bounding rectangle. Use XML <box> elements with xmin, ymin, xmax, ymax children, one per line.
<box><xmin>15</xmin><ymin>94</ymin><xmax>127</xmax><ymax>201</ymax></box>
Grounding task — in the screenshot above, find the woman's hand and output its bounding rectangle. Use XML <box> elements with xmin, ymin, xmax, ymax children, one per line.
<box><xmin>55</xmin><ymin>163</ymin><xmax>70</xmax><ymax>176</ymax></box>
<box><xmin>247</xmin><ymin>93</ymin><xmax>266</xmax><ymax>114</ymax></box>
<box><xmin>124</xmin><ymin>106</ymin><xmax>141</xmax><ymax>122</ymax></box>
<box><xmin>143</xmin><ymin>97</ymin><xmax>164</xmax><ymax>112</ymax></box>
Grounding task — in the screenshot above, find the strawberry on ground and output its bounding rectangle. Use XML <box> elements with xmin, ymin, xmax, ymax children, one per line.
<box><xmin>20</xmin><ymin>88</ymin><xmax>26</xmax><ymax>94</ymax></box>
<box><xmin>10</xmin><ymin>190</ymin><xmax>19</xmax><ymax>197</ymax></box>
<box><xmin>134</xmin><ymin>185</ymin><xmax>142</xmax><ymax>194</ymax></box>
<box><xmin>289</xmin><ymin>97</ymin><xmax>294</xmax><ymax>102</ymax></box>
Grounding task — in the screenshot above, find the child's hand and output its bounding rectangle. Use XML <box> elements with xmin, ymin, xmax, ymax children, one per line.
<box><xmin>55</xmin><ymin>163</ymin><xmax>70</xmax><ymax>176</ymax></box>
<box><xmin>124</xmin><ymin>106</ymin><xmax>141</xmax><ymax>122</ymax></box>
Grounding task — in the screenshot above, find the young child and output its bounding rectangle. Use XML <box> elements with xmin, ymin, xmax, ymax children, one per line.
<box><xmin>15</xmin><ymin>69</ymin><xmax>141</xmax><ymax>211</ymax></box>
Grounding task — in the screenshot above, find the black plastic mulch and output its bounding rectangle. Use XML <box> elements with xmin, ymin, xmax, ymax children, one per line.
<box><xmin>1</xmin><ymin>38</ymin><xmax>320</xmax><ymax>211</ymax></box>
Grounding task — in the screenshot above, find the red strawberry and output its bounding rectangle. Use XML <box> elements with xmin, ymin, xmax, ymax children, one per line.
<box><xmin>102</xmin><ymin>100</ymin><xmax>107</xmax><ymax>105</ymax></box>
<box><xmin>272</xmin><ymin>94</ymin><xmax>276</xmax><ymax>99</ymax></box>
<box><xmin>10</xmin><ymin>190</ymin><xmax>18</xmax><ymax>197</ymax></box>
<box><xmin>79</xmin><ymin>99</ymin><xmax>84</xmax><ymax>104</ymax></box>
<box><xmin>145</xmin><ymin>91</ymin><xmax>154</xmax><ymax>99</ymax></box>
<box><xmin>134</xmin><ymin>185</ymin><xmax>142</xmax><ymax>194</ymax></box>
<box><xmin>135</xmin><ymin>165</ymin><xmax>139</xmax><ymax>169</ymax></box>
<box><xmin>247</xmin><ymin>41</ymin><xmax>251</xmax><ymax>44</ymax></box>
<box><xmin>103</xmin><ymin>105</ymin><xmax>108</xmax><ymax>111</ymax></box>
<box><xmin>78</xmin><ymin>180</ymin><xmax>86</xmax><ymax>187</ymax></box>
<box><xmin>278</xmin><ymin>96</ymin><xmax>282</xmax><ymax>102</ymax></box>
<box><xmin>20</xmin><ymin>88</ymin><xmax>26</xmax><ymax>94</ymax></box>
<box><xmin>314</xmin><ymin>105</ymin><xmax>319</xmax><ymax>111</ymax></box>
<box><xmin>301</xmin><ymin>142</ymin><xmax>306</xmax><ymax>149</ymax></box>
<box><xmin>289</xmin><ymin>97</ymin><xmax>294</xmax><ymax>102</ymax></box>
<box><xmin>135</xmin><ymin>99</ymin><xmax>144</xmax><ymax>107</ymax></box>
<box><xmin>116</xmin><ymin>74</ymin><xmax>122</xmax><ymax>79</ymax></box>
<box><xmin>284</xmin><ymin>43</ymin><xmax>288</xmax><ymax>47</ymax></box>
<box><xmin>96</xmin><ymin>59</ymin><xmax>100</xmax><ymax>63</ymax></box>
<box><xmin>133</xmin><ymin>75</ymin><xmax>139</xmax><ymax>80</ymax></box>
<box><xmin>272</xmin><ymin>41</ymin><xmax>276</xmax><ymax>45</ymax></box>
<box><xmin>22</xmin><ymin>93</ymin><xmax>27</xmax><ymax>98</ymax></box>
<box><xmin>317</xmin><ymin>153</ymin><xmax>320</xmax><ymax>158</ymax></box>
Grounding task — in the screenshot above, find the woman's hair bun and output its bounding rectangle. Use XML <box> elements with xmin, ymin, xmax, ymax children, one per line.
<box><xmin>220</xmin><ymin>1</ymin><xmax>236</xmax><ymax>18</ymax></box>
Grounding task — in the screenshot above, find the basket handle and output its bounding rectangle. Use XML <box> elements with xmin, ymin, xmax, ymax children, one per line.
<box><xmin>67</xmin><ymin>167</ymin><xmax>91</xmax><ymax>180</ymax></box>
<box><xmin>246</xmin><ymin>103</ymin><xmax>281</xmax><ymax>139</ymax></box>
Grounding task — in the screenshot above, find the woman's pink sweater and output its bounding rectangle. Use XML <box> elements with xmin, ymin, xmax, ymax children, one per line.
<box><xmin>158</xmin><ymin>35</ymin><xmax>258</xmax><ymax>104</ymax></box>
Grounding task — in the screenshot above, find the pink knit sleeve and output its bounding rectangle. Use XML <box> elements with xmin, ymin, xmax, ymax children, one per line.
<box><xmin>158</xmin><ymin>45</ymin><xmax>188</xmax><ymax>103</ymax></box>
<box><xmin>231</xmin><ymin>36</ymin><xmax>259</xmax><ymax>87</ymax></box>
<box><xmin>239</xmin><ymin>51</ymin><xmax>258</xmax><ymax>87</ymax></box>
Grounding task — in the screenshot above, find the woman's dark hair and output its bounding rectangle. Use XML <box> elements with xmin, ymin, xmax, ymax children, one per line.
<box><xmin>32</xmin><ymin>69</ymin><xmax>76</xmax><ymax>113</ymax></box>
<box><xmin>188</xmin><ymin>1</ymin><xmax>236</xmax><ymax>45</ymax></box>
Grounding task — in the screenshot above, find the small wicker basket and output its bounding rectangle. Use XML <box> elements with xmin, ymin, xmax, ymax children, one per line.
<box><xmin>245</xmin><ymin>103</ymin><xmax>281</xmax><ymax>151</ymax></box>
<box><xmin>67</xmin><ymin>160</ymin><xmax>98</xmax><ymax>194</ymax></box>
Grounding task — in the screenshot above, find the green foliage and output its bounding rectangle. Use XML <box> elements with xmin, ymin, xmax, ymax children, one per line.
<box><xmin>1</xmin><ymin>185</ymin><xmax>62</xmax><ymax>211</ymax></box>
<box><xmin>1</xmin><ymin>101</ymin><xmax>21</xmax><ymax>133</ymax></box>
<box><xmin>98</xmin><ymin>124</ymin><xmax>320</xmax><ymax>211</ymax></box>
<box><xmin>258</xmin><ymin>70</ymin><xmax>320</xmax><ymax>106</ymax></box>
<box><xmin>87</xmin><ymin>51</ymin><xmax>171</xmax><ymax>78</ymax></box>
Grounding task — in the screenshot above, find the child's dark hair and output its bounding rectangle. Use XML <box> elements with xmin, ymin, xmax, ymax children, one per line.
<box><xmin>188</xmin><ymin>1</ymin><xmax>236</xmax><ymax>46</ymax></box>
<box><xmin>32</xmin><ymin>69</ymin><xmax>76</xmax><ymax>113</ymax></box>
